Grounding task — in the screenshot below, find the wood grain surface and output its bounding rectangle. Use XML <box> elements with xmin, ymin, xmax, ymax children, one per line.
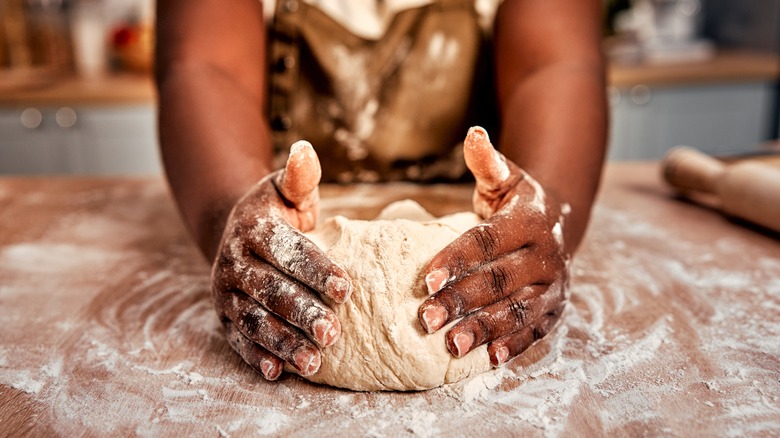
<box><xmin>608</xmin><ymin>50</ymin><xmax>780</xmax><ymax>87</ymax></box>
<box><xmin>1</xmin><ymin>50</ymin><xmax>776</xmax><ymax>109</ymax></box>
<box><xmin>1</xmin><ymin>163</ymin><xmax>779</xmax><ymax>436</ymax></box>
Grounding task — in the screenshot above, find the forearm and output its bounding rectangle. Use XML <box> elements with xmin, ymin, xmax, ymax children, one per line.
<box><xmin>157</xmin><ymin>63</ymin><xmax>273</xmax><ymax>261</ymax></box>
<box><xmin>494</xmin><ymin>0</ymin><xmax>608</xmax><ymax>254</ymax></box>
<box><xmin>497</xmin><ymin>63</ymin><xmax>608</xmax><ymax>254</ymax></box>
<box><xmin>155</xmin><ymin>0</ymin><xmax>271</xmax><ymax>262</ymax></box>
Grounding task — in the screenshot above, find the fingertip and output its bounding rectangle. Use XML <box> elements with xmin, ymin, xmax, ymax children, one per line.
<box><xmin>282</xmin><ymin>140</ymin><xmax>322</xmax><ymax>203</ymax></box>
<box><xmin>419</xmin><ymin>302</ymin><xmax>448</xmax><ymax>334</ymax></box>
<box><xmin>287</xmin><ymin>140</ymin><xmax>319</xmax><ymax>166</ymax></box>
<box><xmin>326</xmin><ymin>275</ymin><xmax>352</xmax><ymax>303</ymax></box>
<box><xmin>312</xmin><ymin>313</ymin><xmax>341</xmax><ymax>347</ymax></box>
<box><xmin>466</xmin><ymin>126</ymin><xmax>490</xmax><ymax>148</ymax></box>
<box><xmin>464</xmin><ymin>129</ymin><xmax>486</xmax><ymax>172</ymax></box>
<box><xmin>488</xmin><ymin>344</ymin><xmax>510</xmax><ymax>367</ymax></box>
<box><xmin>293</xmin><ymin>347</ymin><xmax>321</xmax><ymax>376</ymax></box>
<box><xmin>463</xmin><ymin>126</ymin><xmax>509</xmax><ymax>188</ymax></box>
<box><xmin>425</xmin><ymin>268</ymin><xmax>449</xmax><ymax>295</ymax></box>
<box><xmin>260</xmin><ymin>357</ymin><xmax>283</xmax><ymax>381</ymax></box>
<box><xmin>447</xmin><ymin>330</ymin><xmax>474</xmax><ymax>358</ymax></box>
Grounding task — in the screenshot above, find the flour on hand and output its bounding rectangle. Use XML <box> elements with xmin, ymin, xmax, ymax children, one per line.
<box><xmin>301</xmin><ymin>200</ymin><xmax>491</xmax><ymax>391</ymax></box>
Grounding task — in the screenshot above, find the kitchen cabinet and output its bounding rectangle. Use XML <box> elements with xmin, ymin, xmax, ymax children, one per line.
<box><xmin>608</xmin><ymin>81</ymin><xmax>775</xmax><ymax>160</ymax></box>
<box><xmin>0</xmin><ymin>104</ymin><xmax>161</xmax><ymax>175</ymax></box>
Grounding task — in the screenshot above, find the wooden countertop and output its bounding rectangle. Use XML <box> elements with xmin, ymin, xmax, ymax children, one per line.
<box><xmin>0</xmin><ymin>50</ymin><xmax>777</xmax><ymax>107</ymax></box>
<box><xmin>608</xmin><ymin>49</ymin><xmax>780</xmax><ymax>88</ymax></box>
<box><xmin>1</xmin><ymin>162</ymin><xmax>779</xmax><ymax>435</ymax></box>
<box><xmin>0</xmin><ymin>73</ymin><xmax>156</xmax><ymax>107</ymax></box>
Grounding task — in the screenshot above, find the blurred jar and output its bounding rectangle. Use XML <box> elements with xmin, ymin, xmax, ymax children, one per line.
<box><xmin>0</xmin><ymin>0</ymin><xmax>72</xmax><ymax>73</ymax></box>
<box><xmin>108</xmin><ymin>0</ymin><xmax>153</xmax><ymax>74</ymax></box>
<box><xmin>109</xmin><ymin>20</ymin><xmax>152</xmax><ymax>73</ymax></box>
<box><xmin>69</xmin><ymin>0</ymin><xmax>108</xmax><ymax>77</ymax></box>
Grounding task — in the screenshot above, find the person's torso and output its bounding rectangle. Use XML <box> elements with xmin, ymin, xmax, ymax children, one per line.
<box><xmin>266</xmin><ymin>0</ymin><xmax>500</xmax><ymax>182</ymax></box>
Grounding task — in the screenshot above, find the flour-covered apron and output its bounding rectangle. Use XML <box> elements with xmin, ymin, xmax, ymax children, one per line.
<box><xmin>267</xmin><ymin>0</ymin><xmax>497</xmax><ymax>182</ymax></box>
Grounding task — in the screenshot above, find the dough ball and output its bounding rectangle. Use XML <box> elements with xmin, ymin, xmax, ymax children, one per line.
<box><xmin>302</xmin><ymin>200</ymin><xmax>491</xmax><ymax>391</ymax></box>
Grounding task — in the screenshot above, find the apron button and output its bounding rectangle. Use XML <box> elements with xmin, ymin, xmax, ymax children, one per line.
<box><xmin>283</xmin><ymin>0</ymin><xmax>299</xmax><ymax>13</ymax></box>
<box><xmin>275</xmin><ymin>55</ymin><xmax>296</xmax><ymax>72</ymax></box>
<box><xmin>272</xmin><ymin>115</ymin><xmax>293</xmax><ymax>131</ymax></box>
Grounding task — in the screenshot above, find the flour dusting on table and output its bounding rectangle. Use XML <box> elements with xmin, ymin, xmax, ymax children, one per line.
<box><xmin>0</xmin><ymin>178</ymin><xmax>779</xmax><ymax>436</ymax></box>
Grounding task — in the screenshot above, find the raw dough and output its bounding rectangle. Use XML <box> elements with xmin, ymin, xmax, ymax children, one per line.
<box><xmin>302</xmin><ymin>200</ymin><xmax>492</xmax><ymax>391</ymax></box>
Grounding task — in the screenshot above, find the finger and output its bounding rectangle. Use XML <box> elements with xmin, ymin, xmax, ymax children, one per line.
<box><xmin>277</xmin><ymin>140</ymin><xmax>321</xmax><ymax>214</ymax></box>
<box><xmin>487</xmin><ymin>305</ymin><xmax>563</xmax><ymax>367</ymax></box>
<box><xmin>246</xmin><ymin>220</ymin><xmax>352</xmax><ymax>303</ymax></box>
<box><xmin>443</xmin><ymin>284</ymin><xmax>563</xmax><ymax>358</ymax></box>
<box><xmin>423</xmin><ymin>212</ymin><xmax>535</xmax><ymax>297</ymax></box>
<box><xmin>419</xmin><ymin>250</ymin><xmax>559</xmax><ymax>333</ymax></box>
<box><xmin>223</xmin><ymin>319</ymin><xmax>284</xmax><ymax>380</ymax></box>
<box><xmin>236</xmin><ymin>259</ymin><xmax>341</xmax><ymax>347</ymax></box>
<box><xmin>463</xmin><ymin>126</ymin><xmax>514</xmax><ymax>194</ymax></box>
<box><xmin>463</xmin><ymin>127</ymin><xmax>548</xmax><ymax>219</ymax></box>
<box><xmin>220</xmin><ymin>291</ymin><xmax>321</xmax><ymax>376</ymax></box>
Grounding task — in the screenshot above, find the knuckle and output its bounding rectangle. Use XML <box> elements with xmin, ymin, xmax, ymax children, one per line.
<box><xmin>486</xmin><ymin>265</ymin><xmax>512</xmax><ymax>300</ymax></box>
<box><xmin>472</xmin><ymin>313</ymin><xmax>495</xmax><ymax>344</ymax></box>
<box><xmin>211</xmin><ymin>259</ymin><xmax>238</xmax><ymax>292</ymax></box>
<box><xmin>213</xmin><ymin>257</ymin><xmax>234</xmax><ymax>281</ymax></box>
<box><xmin>547</xmin><ymin>301</ymin><xmax>566</xmax><ymax>319</ymax></box>
<box><xmin>271</xmin><ymin>329</ymin><xmax>302</xmax><ymax>355</ymax></box>
<box><xmin>471</xmin><ymin>225</ymin><xmax>499</xmax><ymax>260</ymax></box>
<box><xmin>532</xmin><ymin>325</ymin><xmax>546</xmax><ymax>341</ymax></box>
<box><xmin>239</xmin><ymin>310</ymin><xmax>260</xmax><ymax>335</ymax></box>
<box><xmin>259</xmin><ymin>280</ymin><xmax>290</xmax><ymax>310</ymax></box>
<box><xmin>449</xmin><ymin>252</ymin><xmax>468</xmax><ymax>275</ymax></box>
<box><xmin>448</xmin><ymin>289</ymin><xmax>467</xmax><ymax>316</ymax></box>
<box><xmin>225</xmin><ymin>326</ymin><xmax>244</xmax><ymax>352</ymax></box>
<box><xmin>507</xmin><ymin>297</ymin><xmax>529</xmax><ymax>328</ymax></box>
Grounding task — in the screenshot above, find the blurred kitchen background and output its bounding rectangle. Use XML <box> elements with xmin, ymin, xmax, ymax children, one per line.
<box><xmin>0</xmin><ymin>0</ymin><xmax>779</xmax><ymax>175</ymax></box>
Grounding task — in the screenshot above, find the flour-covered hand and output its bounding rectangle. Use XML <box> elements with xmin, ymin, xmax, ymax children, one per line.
<box><xmin>418</xmin><ymin>127</ymin><xmax>569</xmax><ymax>366</ymax></box>
<box><xmin>211</xmin><ymin>142</ymin><xmax>352</xmax><ymax>380</ymax></box>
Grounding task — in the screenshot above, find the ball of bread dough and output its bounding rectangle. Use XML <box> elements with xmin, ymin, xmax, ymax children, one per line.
<box><xmin>302</xmin><ymin>200</ymin><xmax>491</xmax><ymax>391</ymax></box>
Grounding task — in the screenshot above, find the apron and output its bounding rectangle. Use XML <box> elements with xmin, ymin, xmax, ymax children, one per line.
<box><xmin>268</xmin><ymin>0</ymin><xmax>496</xmax><ymax>182</ymax></box>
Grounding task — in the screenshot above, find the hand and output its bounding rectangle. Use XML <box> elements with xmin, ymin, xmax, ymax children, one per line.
<box><xmin>211</xmin><ymin>141</ymin><xmax>352</xmax><ymax>380</ymax></box>
<box><xmin>418</xmin><ymin>127</ymin><xmax>569</xmax><ymax>367</ymax></box>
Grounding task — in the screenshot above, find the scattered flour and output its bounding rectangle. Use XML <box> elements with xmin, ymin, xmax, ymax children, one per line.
<box><xmin>1</xmin><ymin>183</ymin><xmax>779</xmax><ymax>436</ymax></box>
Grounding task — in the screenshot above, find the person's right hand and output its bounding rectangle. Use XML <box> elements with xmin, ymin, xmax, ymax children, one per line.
<box><xmin>211</xmin><ymin>141</ymin><xmax>352</xmax><ymax>381</ymax></box>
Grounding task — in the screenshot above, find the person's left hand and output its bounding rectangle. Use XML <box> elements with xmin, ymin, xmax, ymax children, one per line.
<box><xmin>418</xmin><ymin>126</ymin><xmax>569</xmax><ymax>367</ymax></box>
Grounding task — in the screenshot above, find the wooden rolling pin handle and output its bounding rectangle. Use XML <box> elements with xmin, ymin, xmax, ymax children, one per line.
<box><xmin>661</xmin><ymin>146</ymin><xmax>725</xmax><ymax>195</ymax></box>
<box><xmin>661</xmin><ymin>146</ymin><xmax>780</xmax><ymax>234</ymax></box>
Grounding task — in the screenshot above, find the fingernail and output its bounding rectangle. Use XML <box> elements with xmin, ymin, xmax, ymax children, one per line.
<box><xmin>425</xmin><ymin>268</ymin><xmax>449</xmax><ymax>294</ymax></box>
<box><xmin>492</xmin><ymin>346</ymin><xmax>509</xmax><ymax>367</ymax></box>
<box><xmin>468</xmin><ymin>126</ymin><xmax>489</xmax><ymax>142</ymax></box>
<box><xmin>450</xmin><ymin>332</ymin><xmax>474</xmax><ymax>358</ymax></box>
<box><xmin>294</xmin><ymin>349</ymin><xmax>321</xmax><ymax>376</ymax></box>
<box><xmin>312</xmin><ymin>317</ymin><xmax>339</xmax><ymax>347</ymax></box>
<box><xmin>260</xmin><ymin>359</ymin><xmax>280</xmax><ymax>380</ymax></box>
<box><xmin>420</xmin><ymin>304</ymin><xmax>448</xmax><ymax>334</ymax></box>
<box><xmin>290</xmin><ymin>140</ymin><xmax>314</xmax><ymax>156</ymax></box>
<box><xmin>327</xmin><ymin>276</ymin><xmax>352</xmax><ymax>303</ymax></box>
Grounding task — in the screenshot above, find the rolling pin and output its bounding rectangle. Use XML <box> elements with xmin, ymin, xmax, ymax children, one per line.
<box><xmin>661</xmin><ymin>146</ymin><xmax>780</xmax><ymax>234</ymax></box>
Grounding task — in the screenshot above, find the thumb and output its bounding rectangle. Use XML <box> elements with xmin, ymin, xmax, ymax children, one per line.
<box><xmin>278</xmin><ymin>140</ymin><xmax>321</xmax><ymax>206</ymax></box>
<box><xmin>277</xmin><ymin>141</ymin><xmax>321</xmax><ymax>230</ymax></box>
<box><xmin>463</xmin><ymin>126</ymin><xmax>512</xmax><ymax>194</ymax></box>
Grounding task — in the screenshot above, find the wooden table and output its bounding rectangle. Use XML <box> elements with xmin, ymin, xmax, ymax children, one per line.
<box><xmin>1</xmin><ymin>163</ymin><xmax>779</xmax><ymax>436</ymax></box>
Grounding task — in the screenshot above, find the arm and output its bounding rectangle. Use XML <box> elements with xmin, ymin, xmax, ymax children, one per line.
<box><xmin>494</xmin><ymin>0</ymin><xmax>608</xmax><ymax>253</ymax></box>
<box><xmin>418</xmin><ymin>0</ymin><xmax>607</xmax><ymax>365</ymax></box>
<box><xmin>156</xmin><ymin>1</ymin><xmax>352</xmax><ymax>381</ymax></box>
<box><xmin>156</xmin><ymin>0</ymin><xmax>272</xmax><ymax>261</ymax></box>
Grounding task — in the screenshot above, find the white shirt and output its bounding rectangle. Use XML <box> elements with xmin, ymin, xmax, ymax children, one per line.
<box><xmin>262</xmin><ymin>0</ymin><xmax>501</xmax><ymax>39</ymax></box>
